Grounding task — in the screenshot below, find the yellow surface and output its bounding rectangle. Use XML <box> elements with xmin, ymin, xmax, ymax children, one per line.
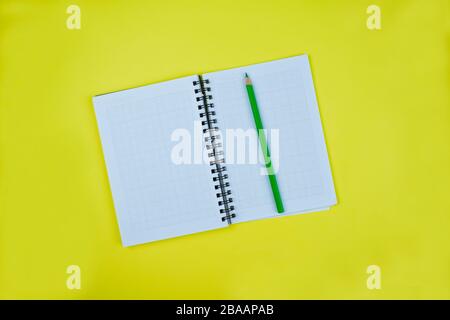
<box><xmin>0</xmin><ymin>0</ymin><xmax>449</xmax><ymax>299</ymax></box>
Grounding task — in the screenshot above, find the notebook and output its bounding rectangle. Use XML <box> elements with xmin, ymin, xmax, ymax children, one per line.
<box><xmin>93</xmin><ymin>54</ymin><xmax>337</xmax><ymax>246</ymax></box>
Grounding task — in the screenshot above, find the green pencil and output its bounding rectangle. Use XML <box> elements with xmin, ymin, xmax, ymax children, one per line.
<box><xmin>244</xmin><ymin>73</ymin><xmax>285</xmax><ymax>213</ymax></box>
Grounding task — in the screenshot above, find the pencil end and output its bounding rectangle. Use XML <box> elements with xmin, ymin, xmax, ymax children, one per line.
<box><xmin>244</xmin><ymin>73</ymin><xmax>252</xmax><ymax>85</ymax></box>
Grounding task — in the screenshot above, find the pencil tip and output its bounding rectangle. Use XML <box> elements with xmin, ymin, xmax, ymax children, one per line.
<box><xmin>244</xmin><ymin>73</ymin><xmax>252</xmax><ymax>85</ymax></box>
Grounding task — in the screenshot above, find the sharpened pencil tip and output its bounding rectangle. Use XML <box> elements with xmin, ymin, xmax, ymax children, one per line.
<box><xmin>244</xmin><ymin>73</ymin><xmax>252</xmax><ymax>85</ymax></box>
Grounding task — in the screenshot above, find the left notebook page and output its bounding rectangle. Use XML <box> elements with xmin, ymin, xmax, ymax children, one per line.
<box><xmin>93</xmin><ymin>76</ymin><xmax>227</xmax><ymax>246</ymax></box>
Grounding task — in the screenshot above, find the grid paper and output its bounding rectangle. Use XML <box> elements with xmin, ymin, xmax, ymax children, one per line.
<box><xmin>93</xmin><ymin>76</ymin><xmax>226</xmax><ymax>246</ymax></box>
<box><xmin>205</xmin><ymin>55</ymin><xmax>337</xmax><ymax>223</ymax></box>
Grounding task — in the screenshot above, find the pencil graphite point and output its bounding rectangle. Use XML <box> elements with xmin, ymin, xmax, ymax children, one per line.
<box><xmin>244</xmin><ymin>73</ymin><xmax>252</xmax><ymax>85</ymax></box>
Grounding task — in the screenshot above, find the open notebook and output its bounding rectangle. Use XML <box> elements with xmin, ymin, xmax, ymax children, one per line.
<box><xmin>93</xmin><ymin>55</ymin><xmax>336</xmax><ymax>246</ymax></box>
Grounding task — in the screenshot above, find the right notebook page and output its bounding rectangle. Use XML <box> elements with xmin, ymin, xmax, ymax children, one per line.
<box><xmin>204</xmin><ymin>55</ymin><xmax>337</xmax><ymax>223</ymax></box>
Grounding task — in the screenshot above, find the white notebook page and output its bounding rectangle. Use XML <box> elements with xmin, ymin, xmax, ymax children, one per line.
<box><xmin>204</xmin><ymin>55</ymin><xmax>336</xmax><ymax>223</ymax></box>
<box><xmin>93</xmin><ymin>76</ymin><xmax>226</xmax><ymax>246</ymax></box>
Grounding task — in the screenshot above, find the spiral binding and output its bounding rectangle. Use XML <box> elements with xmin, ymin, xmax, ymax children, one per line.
<box><xmin>193</xmin><ymin>75</ymin><xmax>236</xmax><ymax>224</ymax></box>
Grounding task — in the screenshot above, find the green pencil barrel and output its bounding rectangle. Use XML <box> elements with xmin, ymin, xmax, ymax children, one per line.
<box><xmin>246</xmin><ymin>82</ymin><xmax>285</xmax><ymax>213</ymax></box>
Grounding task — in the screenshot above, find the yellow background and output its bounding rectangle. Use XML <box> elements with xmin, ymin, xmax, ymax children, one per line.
<box><xmin>0</xmin><ymin>0</ymin><xmax>448</xmax><ymax>299</ymax></box>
